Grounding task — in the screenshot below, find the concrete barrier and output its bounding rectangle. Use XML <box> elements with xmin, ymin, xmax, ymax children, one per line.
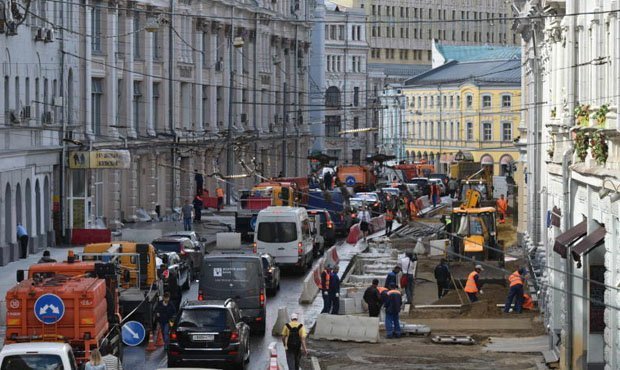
<box><xmin>299</xmin><ymin>257</ymin><xmax>325</xmax><ymax>303</ymax></box>
<box><xmin>324</xmin><ymin>246</ymin><xmax>339</xmax><ymax>267</ymax></box>
<box><xmin>267</xmin><ymin>341</ymin><xmax>289</xmax><ymax>370</ymax></box>
<box><xmin>272</xmin><ymin>307</ymin><xmax>290</xmax><ymax>337</ymax></box>
<box><xmin>346</xmin><ymin>223</ymin><xmax>361</xmax><ymax>244</ymax></box>
<box><xmin>313</xmin><ymin>314</ymin><xmax>379</xmax><ymax>343</ymax></box>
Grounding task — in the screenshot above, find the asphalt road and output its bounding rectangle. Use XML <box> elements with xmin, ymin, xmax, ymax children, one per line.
<box><xmin>121</xmin><ymin>242</ymin><xmax>332</xmax><ymax>369</ymax></box>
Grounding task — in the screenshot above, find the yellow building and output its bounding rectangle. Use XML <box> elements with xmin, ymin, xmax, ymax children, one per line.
<box><xmin>402</xmin><ymin>58</ymin><xmax>521</xmax><ymax>180</ymax></box>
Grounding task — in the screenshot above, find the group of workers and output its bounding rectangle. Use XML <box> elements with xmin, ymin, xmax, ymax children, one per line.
<box><xmin>462</xmin><ymin>263</ymin><xmax>532</xmax><ymax>313</ymax></box>
<box><xmin>319</xmin><ymin>264</ymin><xmax>342</xmax><ymax>315</ymax></box>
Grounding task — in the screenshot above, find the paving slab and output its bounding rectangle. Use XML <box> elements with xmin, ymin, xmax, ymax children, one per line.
<box><xmin>413</xmin><ymin>318</ymin><xmax>536</xmax><ymax>331</ymax></box>
<box><xmin>484</xmin><ymin>336</ymin><xmax>548</xmax><ymax>353</ymax></box>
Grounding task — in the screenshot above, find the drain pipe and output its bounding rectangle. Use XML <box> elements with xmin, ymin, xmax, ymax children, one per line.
<box><xmin>562</xmin><ymin>146</ymin><xmax>574</xmax><ymax>368</ymax></box>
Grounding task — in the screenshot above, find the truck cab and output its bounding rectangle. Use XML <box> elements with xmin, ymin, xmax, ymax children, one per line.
<box><xmin>0</xmin><ymin>343</ymin><xmax>78</xmax><ymax>370</ymax></box>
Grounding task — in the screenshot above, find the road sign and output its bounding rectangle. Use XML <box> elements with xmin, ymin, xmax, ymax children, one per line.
<box><xmin>345</xmin><ymin>176</ymin><xmax>356</xmax><ymax>186</ymax></box>
<box><xmin>122</xmin><ymin>321</ymin><xmax>146</xmax><ymax>346</ymax></box>
<box><xmin>34</xmin><ymin>294</ymin><xmax>65</xmax><ymax>325</ymax></box>
<box><xmin>250</xmin><ymin>215</ymin><xmax>257</xmax><ymax>231</ymax></box>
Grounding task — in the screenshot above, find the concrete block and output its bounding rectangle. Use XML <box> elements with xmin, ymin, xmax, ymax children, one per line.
<box><xmin>28</xmin><ymin>236</ymin><xmax>38</xmax><ymax>254</ymax></box>
<box><xmin>9</xmin><ymin>243</ymin><xmax>18</xmax><ymax>262</ymax></box>
<box><xmin>272</xmin><ymin>307</ymin><xmax>289</xmax><ymax>337</ymax></box>
<box><xmin>430</xmin><ymin>239</ymin><xmax>449</xmax><ymax>256</ymax></box>
<box><xmin>324</xmin><ymin>246</ymin><xmax>339</xmax><ymax>267</ymax></box>
<box><xmin>0</xmin><ymin>245</ymin><xmax>10</xmax><ymax>266</ymax></box>
<box><xmin>401</xmin><ymin>323</ymin><xmax>431</xmax><ymax>335</ymax></box>
<box><xmin>337</xmin><ymin>298</ymin><xmax>356</xmax><ymax>315</ymax></box>
<box><xmin>299</xmin><ymin>257</ymin><xmax>325</xmax><ymax>304</ymax></box>
<box><xmin>313</xmin><ymin>314</ymin><xmax>379</xmax><ymax>343</ymax></box>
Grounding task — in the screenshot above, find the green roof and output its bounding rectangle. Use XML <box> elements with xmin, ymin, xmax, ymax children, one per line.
<box><xmin>436</xmin><ymin>44</ymin><xmax>521</xmax><ymax>63</ymax></box>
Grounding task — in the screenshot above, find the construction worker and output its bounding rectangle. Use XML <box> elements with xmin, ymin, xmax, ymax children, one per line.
<box><xmin>400</xmin><ymin>252</ymin><xmax>416</xmax><ymax>304</ymax></box>
<box><xmin>383</xmin><ymin>283</ymin><xmax>403</xmax><ymax>338</ymax></box>
<box><xmin>363</xmin><ymin>279</ymin><xmax>382</xmax><ymax>317</ymax></box>
<box><xmin>496</xmin><ymin>194</ymin><xmax>508</xmax><ymax>224</ymax></box>
<box><xmin>384</xmin><ymin>265</ymin><xmax>401</xmax><ymax>289</ymax></box>
<box><xmin>409</xmin><ymin>199</ymin><xmax>418</xmax><ymax>220</ymax></box>
<box><xmin>385</xmin><ymin>208</ymin><xmax>395</xmax><ymax>236</ymax></box>
<box><xmin>155</xmin><ymin>292</ymin><xmax>176</xmax><ymax>350</ymax></box>
<box><xmin>215</xmin><ymin>185</ymin><xmax>225</xmax><ymax>211</ymax></box>
<box><xmin>504</xmin><ymin>267</ymin><xmax>527</xmax><ymax>313</ymax></box>
<box><xmin>434</xmin><ymin>259</ymin><xmax>451</xmax><ymax>299</ymax></box>
<box><xmin>281</xmin><ymin>313</ymin><xmax>308</xmax><ymax>370</ymax></box>
<box><xmin>448</xmin><ymin>177</ymin><xmax>458</xmax><ymax>198</ymax></box>
<box><xmin>329</xmin><ymin>265</ymin><xmax>341</xmax><ymax>315</ymax></box>
<box><xmin>463</xmin><ymin>265</ymin><xmax>484</xmax><ymax>302</ymax></box>
<box><xmin>320</xmin><ymin>264</ymin><xmax>332</xmax><ymax>314</ymax></box>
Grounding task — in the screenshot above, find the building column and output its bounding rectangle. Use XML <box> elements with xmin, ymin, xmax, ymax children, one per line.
<box><xmin>106</xmin><ymin>7</ymin><xmax>119</xmax><ymax>138</ymax></box>
<box><xmin>84</xmin><ymin>3</ymin><xmax>93</xmax><ymax>137</ymax></box>
<box><xmin>145</xmin><ymin>27</ymin><xmax>155</xmax><ymax>136</ymax></box>
<box><xmin>111</xmin><ymin>169</ymin><xmax>121</xmax><ymax>229</ymax></box>
<box><xmin>147</xmin><ymin>152</ymin><xmax>158</xmax><ymax>217</ymax></box>
<box><xmin>194</xmin><ymin>27</ymin><xmax>204</xmax><ymax>133</ymax></box>
<box><xmin>125</xmin><ymin>13</ymin><xmax>135</xmax><ymax>138</ymax></box>
<box><xmin>127</xmin><ymin>154</ymin><xmax>139</xmax><ymax>221</ymax></box>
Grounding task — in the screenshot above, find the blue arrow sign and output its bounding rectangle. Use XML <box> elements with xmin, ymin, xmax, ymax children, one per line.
<box><xmin>345</xmin><ymin>176</ymin><xmax>356</xmax><ymax>186</ymax></box>
<box><xmin>122</xmin><ymin>321</ymin><xmax>146</xmax><ymax>346</ymax></box>
<box><xmin>250</xmin><ymin>215</ymin><xmax>257</xmax><ymax>231</ymax></box>
<box><xmin>34</xmin><ymin>294</ymin><xmax>65</xmax><ymax>325</ymax></box>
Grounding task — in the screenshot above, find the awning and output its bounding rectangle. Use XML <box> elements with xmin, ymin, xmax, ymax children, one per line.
<box><xmin>571</xmin><ymin>226</ymin><xmax>607</xmax><ymax>262</ymax></box>
<box><xmin>553</xmin><ymin>220</ymin><xmax>587</xmax><ymax>258</ymax></box>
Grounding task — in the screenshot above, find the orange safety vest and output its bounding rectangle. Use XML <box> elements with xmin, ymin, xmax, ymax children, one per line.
<box><xmin>321</xmin><ymin>269</ymin><xmax>330</xmax><ymax>290</ymax></box>
<box><xmin>377</xmin><ymin>287</ymin><xmax>388</xmax><ymax>294</ymax></box>
<box><xmin>464</xmin><ymin>271</ymin><xmax>479</xmax><ymax>293</ymax></box>
<box><xmin>387</xmin><ymin>289</ymin><xmax>401</xmax><ymax>296</ymax></box>
<box><xmin>508</xmin><ymin>270</ymin><xmax>524</xmax><ymax>287</ymax></box>
<box><xmin>385</xmin><ymin>210</ymin><xmax>394</xmax><ymax>221</ymax></box>
<box><xmin>496</xmin><ymin>198</ymin><xmax>508</xmax><ymax>213</ymax></box>
<box><xmin>216</xmin><ymin>187</ymin><xmax>224</xmax><ymax>197</ymax></box>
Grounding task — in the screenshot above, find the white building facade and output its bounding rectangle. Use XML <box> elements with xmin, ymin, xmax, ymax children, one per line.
<box><xmin>378</xmin><ymin>84</ymin><xmax>405</xmax><ymax>161</ymax></box>
<box><xmin>515</xmin><ymin>1</ymin><xmax>620</xmax><ymax>369</ymax></box>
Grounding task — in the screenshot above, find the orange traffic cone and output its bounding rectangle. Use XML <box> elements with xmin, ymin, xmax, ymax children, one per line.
<box><xmin>146</xmin><ymin>331</ymin><xmax>157</xmax><ymax>352</ymax></box>
<box><xmin>156</xmin><ymin>328</ymin><xmax>164</xmax><ymax>347</ymax></box>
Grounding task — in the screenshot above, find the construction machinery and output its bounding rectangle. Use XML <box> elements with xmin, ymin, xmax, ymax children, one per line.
<box><xmin>5</xmin><ymin>256</ymin><xmax>122</xmax><ymax>365</ymax></box>
<box><xmin>335</xmin><ymin>165</ymin><xmax>376</xmax><ymax>191</ymax></box>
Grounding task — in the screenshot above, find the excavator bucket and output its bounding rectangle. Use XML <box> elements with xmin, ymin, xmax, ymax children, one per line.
<box><xmin>462</xmin><ymin>189</ymin><xmax>481</xmax><ymax>209</ymax></box>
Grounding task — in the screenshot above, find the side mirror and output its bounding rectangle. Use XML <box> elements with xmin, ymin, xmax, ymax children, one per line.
<box><xmin>16</xmin><ymin>270</ymin><xmax>25</xmax><ymax>283</ymax></box>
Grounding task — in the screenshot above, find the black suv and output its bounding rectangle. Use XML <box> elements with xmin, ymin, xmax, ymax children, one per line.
<box><xmin>261</xmin><ymin>253</ymin><xmax>281</xmax><ymax>296</ymax></box>
<box><xmin>168</xmin><ymin>299</ymin><xmax>250</xmax><ymax>369</ymax></box>
<box><xmin>152</xmin><ymin>236</ymin><xmax>203</xmax><ymax>278</ymax></box>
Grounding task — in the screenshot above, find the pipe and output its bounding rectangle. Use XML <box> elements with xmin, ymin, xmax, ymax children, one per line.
<box><xmin>225</xmin><ymin>6</ymin><xmax>234</xmax><ymax>205</ymax></box>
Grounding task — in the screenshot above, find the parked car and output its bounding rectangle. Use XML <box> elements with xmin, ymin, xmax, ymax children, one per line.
<box><xmin>307</xmin><ymin>209</ymin><xmax>336</xmax><ymax>248</ymax></box>
<box><xmin>260</xmin><ymin>253</ymin><xmax>280</xmax><ymax>295</ymax></box>
<box><xmin>354</xmin><ymin>192</ymin><xmax>383</xmax><ymax>215</ymax></box>
<box><xmin>157</xmin><ymin>251</ymin><xmax>191</xmax><ymax>290</ymax></box>
<box><xmin>166</xmin><ymin>231</ymin><xmax>207</xmax><ymax>253</ymax></box>
<box><xmin>167</xmin><ymin>299</ymin><xmax>250</xmax><ymax>369</ymax></box>
<box><xmin>409</xmin><ymin>178</ymin><xmax>430</xmax><ymax>196</ymax></box>
<box><xmin>0</xmin><ymin>343</ymin><xmax>78</xmax><ymax>370</ymax></box>
<box><xmin>429</xmin><ymin>173</ymin><xmax>450</xmax><ymax>187</ymax></box>
<box><xmin>428</xmin><ymin>178</ymin><xmax>447</xmax><ymax>196</ymax></box>
<box><xmin>152</xmin><ymin>236</ymin><xmax>203</xmax><ymax>278</ymax></box>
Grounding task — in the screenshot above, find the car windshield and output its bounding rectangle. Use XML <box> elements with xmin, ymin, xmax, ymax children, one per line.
<box><xmin>177</xmin><ymin>308</ymin><xmax>232</xmax><ymax>330</ymax></box>
<box><xmin>261</xmin><ymin>257</ymin><xmax>270</xmax><ymax>270</ymax></box>
<box><xmin>309</xmin><ymin>213</ymin><xmax>327</xmax><ymax>224</ymax></box>
<box><xmin>152</xmin><ymin>241</ymin><xmax>181</xmax><ymax>252</ymax></box>
<box><xmin>169</xmin><ymin>234</ymin><xmax>194</xmax><ymax>241</ymax></box>
<box><xmin>1</xmin><ymin>354</ymin><xmax>65</xmax><ymax>370</ymax></box>
<box><xmin>257</xmin><ymin>222</ymin><xmax>297</xmax><ymax>243</ymax></box>
<box><xmin>356</xmin><ymin>193</ymin><xmax>378</xmax><ymax>201</ymax></box>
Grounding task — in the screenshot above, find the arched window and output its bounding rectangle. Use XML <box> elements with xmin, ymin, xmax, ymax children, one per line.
<box><xmin>325</xmin><ymin>86</ymin><xmax>341</xmax><ymax>108</ymax></box>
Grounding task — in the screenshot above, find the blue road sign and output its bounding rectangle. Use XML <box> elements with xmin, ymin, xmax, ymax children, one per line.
<box><xmin>122</xmin><ymin>321</ymin><xmax>146</xmax><ymax>346</ymax></box>
<box><xmin>34</xmin><ymin>294</ymin><xmax>65</xmax><ymax>325</ymax></box>
<box><xmin>345</xmin><ymin>176</ymin><xmax>356</xmax><ymax>186</ymax></box>
<box><xmin>250</xmin><ymin>215</ymin><xmax>257</xmax><ymax>231</ymax></box>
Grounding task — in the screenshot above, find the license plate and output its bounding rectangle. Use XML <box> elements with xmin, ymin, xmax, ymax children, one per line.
<box><xmin>193</xmin><ymin>334</ymin><xmax>214</xmax><ymax>341</ymax></box>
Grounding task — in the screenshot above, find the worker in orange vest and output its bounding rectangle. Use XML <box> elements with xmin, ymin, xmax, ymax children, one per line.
<box><xmin>463</xmin><ymin>265</ymin><xmax>484</xmax><ymax>302</ymax></box>
<box><xmin>385</xmin><ymin>208</ymin><xmax>395</xmax><ymax>236</ymax></box>
<box><xmin>409</xmin><ymin>200</ymin><xmax>418</xmax><ymax>220</ymax></box>
<box><xmin>504</xmin><ymin>267</ymin><xmax>527</xmax><ymax>313</ymax></box>
<box><xmin>215</xmin><ymin>185</ymin><xmax>225</xmax><ymax>211</ymax></box>
<box><xmin>496</xmin><ymin>194</ymin><xmax>508</xmax><ymax>224</ymax></box>
<box><xmin>320</xmin><ymin>264</ymin><xmax>332</xmax><ymax>314</ymax></box>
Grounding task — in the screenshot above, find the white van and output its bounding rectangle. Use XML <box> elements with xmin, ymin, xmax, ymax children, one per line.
<box><xmin>254</xmin><ymin>206</ymin><xmax>314</xmax><ymax>270</ymax></box>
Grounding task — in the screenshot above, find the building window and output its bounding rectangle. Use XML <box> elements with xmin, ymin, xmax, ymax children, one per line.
<box><xmin>154</xmin><ymin>30</ymin><xmax>162</xmax><ymax>60</ymax></box>
<box><xmin>502</xmin><ymin>95</ymin><xmax>512</xmax><ymax>108</ymax></box>
<box><xmin>449</xmin><ymin>96</ymin><xmax>453</xmax><ymax>108</ymax></box>
<box><xmin>466</xmin><ymin>122</ymin><xmax>473</xmax><ymax>140</ymax></box>
<box><xmin>325</xmin><ymin>86</ymin><xmax>341</xmax><ymax>108</ymax></box>
<box><xmin>502</xmin><ymin>122</ymin><xmax>512</xmax><ymax>141</ymax></box>
<box><xmin>424</xmin><ymin>96</ymin><xmax>428</xmax><ymax>108</ymax></box>
<box><xmin>456</xmin><ymin>122</ymin><xmax>461</xmax><ymax>140</ymax></box>
<box><xmin>482</xmin><ymin>95</ymin><xmax>492</xmax><ymax>108</ymax></box>
<box><xmin>353</xmin><ymin>116</ymin><xmax>359</xmax><ymax>137</ymax></box>
<box><xmin>133</xmin><ymin>12</ymin><xmax>141</xmax><ymax>59</ymax></box>
<box><xmin>153</xmin><ymin>83</ymin><xmax>160</xmax><ymax>130</ymax></box>
<box><xmin>482</xmin><ymin>122</ymin><xmax>492</xmax><ymax>141</ymax></box>
<box><xmin>338</xmin><ymin>25</ymin><xmax>345</xmax><ymax>40</ymax></box>
<box><xmin>352</xmin><ymin>149</ymin><xmax>361</xmax><ymax>165</ymax></box>
<box><xmin>466</xmin><ymin>94</ymin><xmax>473</xmax><ymax>108</ymax></box>
<box><xmin>353</xmin><ymin>87</ymin><xmax>359</xmax><ymax>107</ymax></box>
<box><xmin>325</xmin><ymin>115</ymin><xmax>341</xmax><ymax>137</ymax></box>
<box><xmin>91</xmin><ymin>78</ymin><xmax>103</xmax><ymax>135</ymax></box>
<box><xmin>330</xmin><ymin>25</ymin><xmax>337</xmax><ymax>40</ymax></box>
<box><xmin>430</xmin><ymin>96</ymin><xmax>434</xmax><ymax>108</ymax></box>
<box><xmin>91</xmin><ymin>3</ymin><xmax>102</xmax><ymax>52</ymax></box>
<box><xmin>133</xmin><ymin>81</ymin><xmax>142</xmax><ymax>133</ymax></box>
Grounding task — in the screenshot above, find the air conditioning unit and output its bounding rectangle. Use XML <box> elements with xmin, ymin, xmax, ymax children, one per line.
<box><xmin>9</xmin><ymin>110</ymin><xmax>21</xmax><ymax>124</ymax></box>
<box><xmin>21</xmin><ymin>106</ymin><xmax>31</xmax><ymax>119</ymax></box>
<box><xmin>42</xmin><ymin>111</ymin><xmax>54</xmax><ymax>125</ymax></box>
<box><xmin>35</xmin><ymin>27</ymin><xmax>45</xmax><ymax>41</ymax></box>
<box><xmin>44</xmin><ymin>28</ymin><xmax>54</xmax><ymax>42</ymax></box>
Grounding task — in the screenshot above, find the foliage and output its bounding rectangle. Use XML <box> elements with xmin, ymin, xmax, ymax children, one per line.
<box><xmin>574</xmin><ymin>131</ymin><xmax>589</xmax><ymax>162</ymax></box>
<box><xmin>574</xmin><ymin>104</ymin><xmax>591</xmax><ymax>126</ymax></box>
<box><xmin>591</xmin><ymin>104</ymin><xmax>609</xmax><ymax>126</ymax></box>
<box><xmin>590</xmin><ymin>130</ymin><xmax>609</xmax><ymax>165</ymax></box>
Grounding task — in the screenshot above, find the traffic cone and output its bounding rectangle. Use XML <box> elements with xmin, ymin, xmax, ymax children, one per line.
<box><xmin>146</xmin><ymin>331</ymin><xmax>157</xmax><ymax>352</ymax></box>
<box><xmin>156</xmin><ymin>328</ymin><xmax>164</xmax><ymax>347</ymax></box>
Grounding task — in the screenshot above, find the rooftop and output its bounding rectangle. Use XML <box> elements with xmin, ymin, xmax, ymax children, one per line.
<box><xmin>435</xmin><ymin>43</ymin><xmax>521</xmax><ymax>63</ymax></box>
<box><xmin>404</xmin><ymin>59</ymin><xmax>521</xmax><ymax>87</ymax></box>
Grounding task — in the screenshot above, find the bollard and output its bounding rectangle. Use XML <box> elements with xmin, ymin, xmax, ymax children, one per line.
<box><xmin>271</xmin><ymin>307</ymin><xmax>290</xmax><ymax>337</ymax></box>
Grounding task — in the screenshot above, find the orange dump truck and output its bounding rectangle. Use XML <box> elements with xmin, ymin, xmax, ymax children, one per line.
<box><xmin>5</xmin><ymin>260</ymin><xmax>121</xmax><ymax>365</ymax></box>
<box><xmin>336</xmin><ymin>165</ymin><xmax>376</xmax><ymax>191</ymax></box>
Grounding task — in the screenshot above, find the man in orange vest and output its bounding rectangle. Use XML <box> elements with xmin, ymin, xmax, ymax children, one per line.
<box><xmin>504</xmin><ymin>267</ymin><xmax>527</xmax><ymax>313</ymax></box>
<box><xmin>496</xmin><ymin>194</ymin><xmax>508</xmax><ymax>224</ymax></box>
<box><xmin>385</xmin><ymin>208</ymin><xmax>395</xmax><ymax>236</ymax></box>
<box><xmin>463</xmin><ymin>265</ymin><xmax>484</xmax><ymax>302</ymax></box>
<box><xmin>215</xmin><ymin>185</ymin><xmax>225</xmax><ymax>211</ymax></box>
<box><xmin>320</xmin><ymin>264</ymin><xmax>332</xmax><ymax>314</ymax></box>
<box><xmin>383</xmin><ymin>283</ymin><xmax>403</xmax><ymax>338</ymax></box>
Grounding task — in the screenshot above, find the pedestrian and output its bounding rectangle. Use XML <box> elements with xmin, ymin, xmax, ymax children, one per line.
<box><xmin>430</xmin><ymin>183</ymin><xmax>439</xmax><ymax>208</ymax></box>
<box><xmin>400</xmin><ymin>252</ymin><xmax>416</xmax><ymax>304</ymax></box>
<box><xmin>215</xmin><ymin>184</ymin><xmax>225</xmax><ymax>211</ymax></box>
<box><xmin>155</xmin><ymin>292</ymin><xmax>177</xmax><ymax>349</ymax></box>
<box><xmin>281</xmin><ymin>313</ymin><xmax>308</xmax><ymax>370</ymax></box>
<box><xmin>101</xmin><ymin>342</ymin><xmax>124</xmax><ymax>370</ymax></box>
<box><xmin>409</xmin><ymin>199</ymin><xmax>418</xmax><ymax>220</ymax></box>
<box><xmin>323</xmin><ymin>171</ymin><xmax>333</xmax><ymax>191</ymax></box>
<box><xmin>320</xmin><ymin>264</ymin><xmax>332</xmax><ymax>314</ymax></box>
<box><xmin>496</xmin><ymin>194</ymin><xmax>508</xmax><ymax>224</ymax></box>
<box><xmin>448</xmin><ymin>177</ymin><xmax>458</xmax><ymax>198</ymax></box>
<box><xmin>38</xmin><ymin>250</ymin><xmax>57</xmax><ymax>263</ymax></box>
<box><xmin>181</xmin><ymin>199</ymin><xmax>193</xmax><ymax>231</ymax></box>
<box><xmin>504</xmin><ymin>267</ymin><xmax>527</xmax><ymax>313</ymax></box>
<box><xmin>16</xmin><ymin>223</ymin><xmax>29</xmax><ymax>259</ymax></box>
<box><xmin>329</xmin><ymin>265</ymin><xmax>341</xmax><ymax>315</ymax></box>
<box><xmin>383</xmin><ymin>283</ymin><xmax>402</xmax><ymax>338</ymax></box>
<box><xmin>358</xmin><ymin>205</ymin><xmax>372</xmax><ymax>241</ymax></box>
<box><xmin>166</xmin><ymin>269</ymin><xmax>182</xmax><ymax>312</ymax></box>
<box><xmin>384</xmin><ymin>265</ymin><xmax>401</xmax><ymax>289</ymax></box>
<box><xmin>384</xmin><ymin>208</ymin><xmax>395</xmax><ymax>236</ymax></box>
<box><xmin>363</xmin><ymin>278</ymin><xmax>382</xmax><ymax>317</ymax></box>
<box><xmin>193</xmin><ymin>193</ymin><xmax>203</xmax><ymax>223</ymax></box>
<box><xmin>434</xmin><ymin>258</ymin><xmax>451</xmax><ymax>299</ymax></box>
<box><xmin>194</xmin><ymin>169</ymin><xmax>204</xmax><ymax>195</ymax></box>
<box><xmin>464</xmin><ymin>265</ymin><xmax>484</xmax><ymax>302</ymax></box>
<box><xmin>84</xmin><ymin>348</ymin><xmax>106</xmax><ymax>370</ymax></box>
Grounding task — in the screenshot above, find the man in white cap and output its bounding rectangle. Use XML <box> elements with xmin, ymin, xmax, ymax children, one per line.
<box><xmin>463</xmin><ymin>264</ymin><xmax>484</xmax><ymax>302</ymax></box>
<box><xmin>281</xmin><ymin>313</ymin><xmax>308</xmax><ymax>370</ymax></box>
